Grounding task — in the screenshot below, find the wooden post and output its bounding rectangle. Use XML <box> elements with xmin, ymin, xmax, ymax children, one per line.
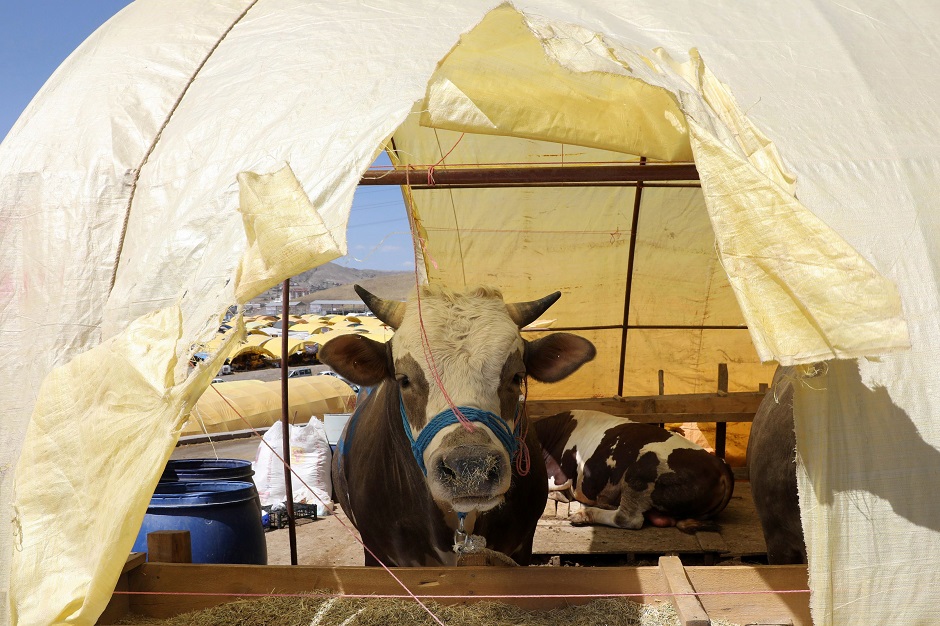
<box><xmin>715</xmin><ymin>364</ymin><xmax>728</xmax><ymax>459</ymax></box>
<box><xmin>147</xmin><ymin>531</ymin><xmax>192</xmax><ymax>563</ymax></box>
<box><xmin>657</xmin><ymin>369</ymin><xmax>665</xmax><ymax>429</ymax></box>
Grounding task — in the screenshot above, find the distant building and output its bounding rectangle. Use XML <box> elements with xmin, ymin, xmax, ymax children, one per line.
<box><xmin>256</xmin><ymin>300</ymin><xmax>303</xmax><ymax>316</ymax></box>
<box><xmin>308</xmin><ymin>300</ymin><xmax>368</xmax><ymax>315</ymax></box>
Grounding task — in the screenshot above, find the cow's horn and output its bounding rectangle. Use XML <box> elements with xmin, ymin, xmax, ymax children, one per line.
<box><xmin>506</xmin><ymin>291</ymin><xmax>562</xmax><ymax>328</ymax></box>
<box><xmin>354</xmin><ymin>284</ymin><xmax>405</xmax><ymax>329</ymax></box>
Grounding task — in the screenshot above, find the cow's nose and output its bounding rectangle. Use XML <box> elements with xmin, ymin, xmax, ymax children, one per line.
<box><xmin>436</xmin><ymin>446</ymin><xmax>503</xmax><ymax>492</ymax></box>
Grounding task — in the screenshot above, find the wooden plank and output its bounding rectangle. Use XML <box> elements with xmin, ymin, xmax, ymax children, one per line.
<box><xmin>526</xmin><ymin>392</ymin><xmax>763</xmax><ymax>420</ymax></box>
<box><xmin>613</xmin><ymin>412</ymin><xmax>755</xmax><ymax>424</ymax></box>
<box><xmin>126</xmin><ymin>563</ymin><xmax>667</xmax><ymax>617</ymax></box>
<box><xmin>658</xmin><ymin>556</ymin><xmax>711</xmax><ymax>626</ymax></box>
<box><xmin>685</xmin><ymin>565</ymin><xmax>810</xmax><ymax>626</ymax></box>
<box><xmin>694</xmin><ymin>531</ymin><xmax>727</xmax><ymax>555</ymax></box>
<box><xmin>533</xmin><ymin>521</ymin><xmax>704</xmax><ymax>555</ymax></box>
<box><xmin>114</xmin><ymin>562</ymin><xmax>809</xmax><ymax>625</ymax></box>
<box><xmin>123</xmin><ymin>552</ymin><xmax>146</xmax><ymax>573</ymax></box>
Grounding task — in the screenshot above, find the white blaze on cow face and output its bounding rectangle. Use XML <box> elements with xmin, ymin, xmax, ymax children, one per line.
<box><xmin>393</xmin><ymin>286</ymin><xmax>525</xmax><ymax>512</ymax></box>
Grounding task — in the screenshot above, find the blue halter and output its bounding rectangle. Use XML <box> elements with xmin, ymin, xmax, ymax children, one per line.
<box><xmin>400</xmin><ymin>395</ymin><xmax>520</xmax><ymax>475</ymax></box>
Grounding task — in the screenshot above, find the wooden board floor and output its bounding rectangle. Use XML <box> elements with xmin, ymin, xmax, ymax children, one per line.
<box><xmin>533</xmin><ymin>480</ymin><xmax>767</xmax><ymax>562</ymax></box>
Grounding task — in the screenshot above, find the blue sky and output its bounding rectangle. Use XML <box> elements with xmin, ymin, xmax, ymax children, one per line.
<box><xmin>1</xmin><ymin>1</ymin><xmax>413</xmax><ymax>273</ymax></box>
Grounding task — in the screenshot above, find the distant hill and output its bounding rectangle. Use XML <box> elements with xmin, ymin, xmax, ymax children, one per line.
<box><xmin>251</xmin><ymin>262</ymin><xmax>415</xmax><ymax>304</ymax></box>
<box><xmin>299</xmin><ymin>272</ymin><xmax>417</xmax><ymax>302</ymax></box>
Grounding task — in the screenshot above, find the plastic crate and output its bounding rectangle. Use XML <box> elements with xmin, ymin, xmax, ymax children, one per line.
<box><xmin>261</xmin><ymin>503</ymin><xmax>318</xmax><ymax>531</ymax></box>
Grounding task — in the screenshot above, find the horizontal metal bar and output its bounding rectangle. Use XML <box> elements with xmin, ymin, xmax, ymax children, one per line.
<box><xmin>359</xmin><ymin>164</ymin><xmax>699</xmax><ymax>187</ymax></box>
<box><xmin>404</xmin><ymin>182</ymin><xmax>702</xmax><ymax>190</ymax></box>
<box><xmin>522</xmin><ymin>324</ymin><xmax>748</xmax><ymax>333</ymax></box>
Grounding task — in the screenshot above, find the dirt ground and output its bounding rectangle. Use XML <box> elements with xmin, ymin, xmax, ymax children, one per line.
<box><xmin>264</xmin><ymin>508</ymin><xmax>365</xmax><ymax>566</ymax></box>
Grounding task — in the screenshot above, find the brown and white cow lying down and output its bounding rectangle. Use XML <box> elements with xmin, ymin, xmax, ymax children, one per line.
<box><xmin>318</xmin><ymin>285</ymin><xmax>595</xmax><ymax>567</ymax></box>
<box><xmin>534</xmin><ymin>411</ymin><xmax>734</xmax><ymax>532</ymax></box>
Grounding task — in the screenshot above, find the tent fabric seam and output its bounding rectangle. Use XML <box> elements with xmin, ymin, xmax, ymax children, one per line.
<box><xmin>108</xmin><ymin>0</ymin><xmax>262</xmax><ymax>293</ymax></box>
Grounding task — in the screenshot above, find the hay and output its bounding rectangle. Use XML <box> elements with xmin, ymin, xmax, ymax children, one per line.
<box><xmin>118</xmin><ymin>593</ymin><xmax>743</xmax><ymax>626</ymax></box>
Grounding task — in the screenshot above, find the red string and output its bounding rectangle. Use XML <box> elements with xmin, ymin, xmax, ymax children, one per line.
<box><xmin>404</xmin><ymin>163</ymin><xmax>474</xmax><ymax>431</ymax></box>
<box><xmin>112</xmin><ymin>589</ymin><xmax>812</xmax><ymax>599</ymax></box>
<box><xmin>426</xmin><ymin>132</ymin><xmax>466</xmax><ymax>186</ymax></box>
<box><xmin>515</xmin><ymin>377</ymin><xmax>531</xmax><ymax>476</ymax></box>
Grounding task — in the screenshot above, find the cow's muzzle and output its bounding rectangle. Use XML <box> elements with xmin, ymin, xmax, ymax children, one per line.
<box><xmin>432</xmin><ymin>445</ymin><xmax>509</xmax><ymax>511</ymax></box>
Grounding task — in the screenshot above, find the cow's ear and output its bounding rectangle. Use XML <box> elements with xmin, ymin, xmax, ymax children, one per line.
<box><xmin>524</xmin><ymin>333</ymin><xmax>596</xmax><ymax>383</ymax></box>
<box><xmin>318</xmin><ymin>334</ymin><xmax>390</xmax><ymax>386</ymax></box>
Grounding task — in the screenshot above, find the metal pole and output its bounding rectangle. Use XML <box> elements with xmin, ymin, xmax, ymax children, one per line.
<box><xmin>280</xmin><ymin>279</ymin><xmax>298</xmax><ymax>565</ymax></box>
<box><xmin>358</xmin><ymin>163</ymin><xmax>699</xmax><ymax>187</ymax></box>
<box><xmin>617</xmin><ymin>157</ymin><xmax>646</xmax><ymax>397</ymax></box>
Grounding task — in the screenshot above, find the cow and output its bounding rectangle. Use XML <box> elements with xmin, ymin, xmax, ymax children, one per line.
<box><xmin>746</xmin><ymin>366</ymin><xmax>807</xmax><ymax>564</ymax></box>
<box><xmin>317</xmin><ymin>284</ymin><xmax>596</xmax><ymax>566</ymax></box>
<box><xmin>534</xmin><ymin>411</ymin><xmax>735</xmax><ymax>532</ymax></box>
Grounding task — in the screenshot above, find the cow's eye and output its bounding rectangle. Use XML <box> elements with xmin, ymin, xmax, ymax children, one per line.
<box><xmin>396</xmin><ymin>374</ymin><xmax>410</xmax><ymax>389</ymax></box>
<box><xmin>512</xmin><ymin>372</ymin><xmax>526</xmax><ymax>385</ymax></box>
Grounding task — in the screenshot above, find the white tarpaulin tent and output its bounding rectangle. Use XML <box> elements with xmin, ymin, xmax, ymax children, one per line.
<box><xmin>0</xmin><ymin>1</ymin><xmax>936</xmax><ymax>624</ymax></box>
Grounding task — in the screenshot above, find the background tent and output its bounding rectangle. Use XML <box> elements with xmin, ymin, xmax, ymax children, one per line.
<box><xmin>186</xmin><ymin>376</ymin><xmax>355</xmax><ymax>436</ymax></box>
<box><xmin>0</xmin><ymin>1</ymin><xmax>936</xmax><ymax>625</ymax></box>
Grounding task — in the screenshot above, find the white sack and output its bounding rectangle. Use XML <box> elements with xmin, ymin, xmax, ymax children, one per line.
<box><xmin>253</xmin><ymin>421</ymin><xmax>333</xmax><ymax>517</ymax></box>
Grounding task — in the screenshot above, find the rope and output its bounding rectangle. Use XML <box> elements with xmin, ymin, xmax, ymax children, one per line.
<box><xmin>514</xmin><ymin>379</ymin><xmax>531</xmax><ymax>477</ymax></box>
<box><xmin>111</xmin><ymin>589</ymin><xmax>812</xmax><ymax>599</ymax></box>
<box><xmin>403</xmin><ymin>164</ymin><xmax>473</xmax><ymax>431</ymax></box>
<box><xmin>400</xmin><ymin>397</ymin><xmax>518</xmax><ymax>475</ymax></box>
<box><xmin>109</xmin><ymin>0</ymin><xmax>261</xmax><ymax>292</ymax></box>
<box><xmin>456</xmin><ymin>547</ymin><xmax>520</xmax><ymax>567</ymax></box>
<box><xmin>427</xmin><ymin>132</ymin><xmax>465</xmax><ymax>186</ymax></box>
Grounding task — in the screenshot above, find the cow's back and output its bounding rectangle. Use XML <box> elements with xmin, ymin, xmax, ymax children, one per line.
<box><xmin>747</xmin><ymin>367</ymin><xmax>807</xmax><ymax>564</ymax></box>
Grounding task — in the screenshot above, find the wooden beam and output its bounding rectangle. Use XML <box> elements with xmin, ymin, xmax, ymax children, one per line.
<box><xmin>359</xmin><ymin>163</ymin><xmax>699</xmax><ymax>188</ymax></box>
<box><xmin>659</xmin><ymin>556</ymin><xmax>711</xmax><ymax>626</ymax></box>
<box><xmin>685</xmin><ymin>565</ymin><xmax>810</xmax><ymax>626</ymax></box>
<box><xmin>100</xmin><ymin>562</ymin><xmax>809</xmax><ymax>625</ymax></box>
<box><xmin>124</xmin><ymin>563</ymin><xmax>667</xmax><ymax>617</ymax></box>
<box><xmin>525</xmin><ymin>392</ymin><xmax>764</xmax><ymax>420</ymax></box>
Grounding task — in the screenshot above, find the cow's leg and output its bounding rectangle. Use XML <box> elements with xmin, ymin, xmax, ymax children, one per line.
<box><xmin>569</xmin><ymin>486</ymin><xmax>651</xmax><ymax>529</ymax></box>
<box><xmin>363</xmin><ymin>548</ymin><xmax>380</xmax><ymax>566</ymax></box>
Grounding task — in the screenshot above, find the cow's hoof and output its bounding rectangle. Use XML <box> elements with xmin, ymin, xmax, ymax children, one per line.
<box><xmin>568</xmin><ymin>511</ymin><xmax>592</xmax><ymax>526</ymax></box>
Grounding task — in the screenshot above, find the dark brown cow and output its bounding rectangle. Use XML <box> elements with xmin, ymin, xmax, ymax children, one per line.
<box><xmin>534</xmin><ymin>411</ymin><xmax>734</xmax><ymax>531</ymax></box>
<box><xmin>746</xmin><ymin>366</ymin><xmax>807</xmax><ymax>564</ymax></box>
<box><xmin>318</xmin><ymin>284</ymin><xmax>595</xmax><ymax>566</ymax></box>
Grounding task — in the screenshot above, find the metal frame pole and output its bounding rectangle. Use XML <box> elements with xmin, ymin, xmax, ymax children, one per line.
<box><xmin>280</xmin><ymin>279</ymin><xmax>298</xmax><ymax>565</ymax></box>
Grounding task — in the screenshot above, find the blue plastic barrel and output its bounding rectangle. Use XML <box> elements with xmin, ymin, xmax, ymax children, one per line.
<box><xmin>134</xmin><ymin>480</ymin><xmax>267</xmax><ymax>565</ymax></box>
<box><xmin>159</xmin><ymin>459</ymin><xmax>254</xmax><ymax>483</ymax></box>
